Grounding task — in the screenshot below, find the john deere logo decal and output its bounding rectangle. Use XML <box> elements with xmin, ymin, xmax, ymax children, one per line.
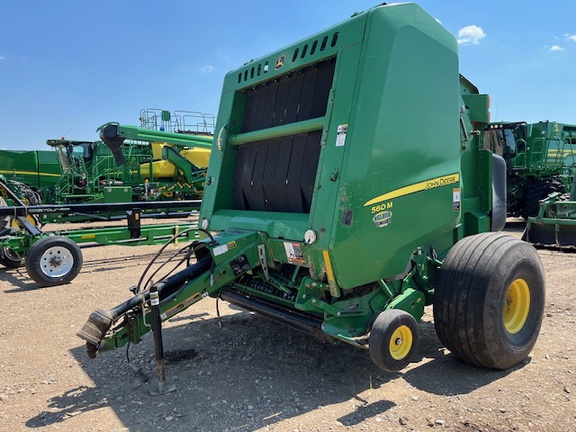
<box><xmin>275</xmin><ymin>55</ymin><xmax>285</xmax><ymax>70</ymax></box>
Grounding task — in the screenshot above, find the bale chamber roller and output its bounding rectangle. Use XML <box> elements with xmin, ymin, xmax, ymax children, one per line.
<box><xmin>79</xmin><ymin>3</ymin><xmax>545</xmax><ymax>374</ymax></box>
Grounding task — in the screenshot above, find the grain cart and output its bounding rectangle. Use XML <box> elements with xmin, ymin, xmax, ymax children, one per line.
<box><xmin>484</xmin><ymin>121</ymin><xmax>576</xmax><ymax>217</ymax></box>
<box><xmin>78</xmin><ymin>3</ymin><xmax>545</xmax><ymax>375</ymax></box>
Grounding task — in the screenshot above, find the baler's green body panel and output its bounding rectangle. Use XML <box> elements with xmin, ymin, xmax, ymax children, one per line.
<box><xmin>325</xmin><ymin>9</ymin><xmax>460</xmax><ymax>286</ymax></box>
<box><xmin>201</xmin><ymin>4</ymin><xmax>488</xmax><ymax>289</ymax></box>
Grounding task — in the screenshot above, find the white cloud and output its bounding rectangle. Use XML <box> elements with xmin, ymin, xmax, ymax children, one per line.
<box><xmin>550</xmin><ymin>45</ymin><xmax>564</xmax><ymax>51</ymax></box>
<box><xmin>566</xmin><ymin>34</ymin><xmax>576</xmax><ymax>42</ymax></box>
<box><xmin>457</xmin><ymin>25</ymin><xmax>486</xmax><ymax>45</ymax></box>
<box><xmin>200</xmin><ymin>65</ymin><xmax>215</xmax><ymax>74</ymax></box>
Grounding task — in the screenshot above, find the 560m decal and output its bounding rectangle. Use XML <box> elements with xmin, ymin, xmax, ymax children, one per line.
<box><xmin>364</xmin><ymin>173</ymin><xmax>460</xmax><ymax>207</ymax></box>
<box><xmin>370</xmin><ymin>201</ymin><xmax>393</xmax><ymax>214</ymax></box>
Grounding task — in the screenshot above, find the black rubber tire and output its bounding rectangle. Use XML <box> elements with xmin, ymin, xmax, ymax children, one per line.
<box><xmin>369</xmin><ymin>309</ymin><xmax>420</xmax><ymax>372</ymax></box>
<box><xmin>25</xmin><ymin>236</ymin><xmax>83</xmax><ymax>287</ymax></box>
<box><xmin>0</xmin><ymin>246</ymin><xmax>24</xmax><ymax>268</ymax></box>
<box><xmin>522</xmin><ymin>177</ymin><xmax>564</xmax><ymax>218</ymax></box>
<box><xmin>434</xmin><ymin>232</ymin><xmax>545</xmax><ymax>369</ymax></box>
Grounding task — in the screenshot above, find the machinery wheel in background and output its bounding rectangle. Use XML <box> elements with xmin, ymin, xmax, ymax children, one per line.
<box><xmin>0</xmin><ymin>246</ymin><xmax>24</xmax><ymax>268</ymax></box>
<box><xmin>369</xmin><ymin>309</ymin><xmax>420</xmax><ymax>372</ymax></box>
<box><xmin>434</xmin><ymin>232</ymin><xmax>545</xmax><ymax>369</ymax></box>
<box><xmin>25</xmin><ymin>237</ymin><xmax>83</xmax><ymax>287</ymax></box>
<box><xmin>522</xmin><ymin>177</ymin><xmax>564</xmax><ymax>218</ymax></box>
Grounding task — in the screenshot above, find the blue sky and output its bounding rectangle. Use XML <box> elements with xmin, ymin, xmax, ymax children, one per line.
<box><xmin>1</xmin><ymin>1</ymin><xmax>575</xmax><ymax>150</ymax></box>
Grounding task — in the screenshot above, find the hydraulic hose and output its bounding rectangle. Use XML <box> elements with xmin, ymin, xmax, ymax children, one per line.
<box><xmin>77</xmin><ymin>257</ymin><xmax>212</xmax><ymax>352</ymax></box>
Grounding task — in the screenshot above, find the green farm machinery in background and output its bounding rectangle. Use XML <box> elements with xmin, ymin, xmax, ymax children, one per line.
<box><xmin>0</xmin><ymin>148</ymin><xmax>61</xmax><ymax>189</ymax></box>
<box><xmin>0</xmin><ymin>149</ymin><xmax>61</xmax><ymax>204</ymax></box>
<box><xmin>47</xmin><ymin>110</ymin><xmax>215</xmax><ymax>205</ymax></box>
<box><xmin>523</xmin><ymin>178</ymin><xmax>576</xmax><ymax>249</ymax></box>
<box><xmin>45</xmin><ymin>125</ymin><xmax>212</xmax><ymax>207</ymax></box>
<box><xmin>78</xmin><ymin>2</ymin><xmax>545</xmax><ymax>381</ymax></box>
<box><xmin>484</xmin><ymin>121</ymin><xmax>576</xmax><ymax>217</ymax></box>
<box><xmin>0</xmin><ymin>109</ymin><xmax>215</xmax><ymax>209</ymax></box>
<box><xmin>0</xmin><ymin>110</ymin><xmax>214</xmax><ymax>283</ymax></box>
<box><xmin>0</xmin><ymin>174</ymin><xmax>201</xmax><ymax>286</ymax></box>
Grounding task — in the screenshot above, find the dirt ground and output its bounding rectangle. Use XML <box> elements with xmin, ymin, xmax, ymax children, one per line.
<box><xmin>0</xmin><ymin>218</ymin><xmax>575</xmax><ymax>432</ymax></box>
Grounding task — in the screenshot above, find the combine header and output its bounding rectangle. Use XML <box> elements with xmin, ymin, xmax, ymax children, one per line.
<box><xmin>78</xmin><ymin>3</ymin><xmax>545</xmax><ymax>378</ymax></box>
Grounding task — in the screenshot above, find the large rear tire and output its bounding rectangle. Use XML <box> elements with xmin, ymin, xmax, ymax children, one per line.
<box><xmin>369</xmin><ymin>309</ymin><xmax>419</xmax><ymax>372</ymax></box>
<box><xmin>434</xmin><ymin>232</ymin><xmax>545</xmax><ymax>369</ymax></box>
<box><xmin>25</xmin><ymin>237</ymin><xmax>83</xmax><ymax>287</ymax></box>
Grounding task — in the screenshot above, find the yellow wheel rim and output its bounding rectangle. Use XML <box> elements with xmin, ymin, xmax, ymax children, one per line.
<box><xmin>389</xmin><ymin>325</ymin><xmax>413</xmax><ymax>360</ymax></box>
<box><xmin>504</xmin><ymin>278</ymin><xmax>530</xmax><ymax>334</ymax></box>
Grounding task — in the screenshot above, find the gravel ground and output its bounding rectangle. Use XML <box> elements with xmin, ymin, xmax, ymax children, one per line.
<box><xmin>0</xmin><ymin>218</ymin><xmax>575</xmax><ymax>431</ymax></box>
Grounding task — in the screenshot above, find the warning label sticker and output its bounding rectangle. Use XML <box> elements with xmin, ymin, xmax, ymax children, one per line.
<box><xmin>284</xmin><ymin>242</ymin><xmax>305</xmax><ymax>265</ymax></box>
<box><xmin>336</xmin><ymin>124</ymin><xmax>348</xmax><ymax>147</ymax></box>
<box><xmin>453</xmin><ymin>188</ymin><xmax>461</xmax><ymax>211</ymax></box>
<box><xmin>213</xmin><ymin>244</ymin><xmax>229</xmax><ymax>257</ymax></box>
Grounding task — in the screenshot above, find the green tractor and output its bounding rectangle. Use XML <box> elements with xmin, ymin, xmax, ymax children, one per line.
<box><xmin>79</xmin><ymin>3</ymin><xmax>545</xmax><ymax>376</ymax></box>
<box><xmin>484</xmin><ymin>121</ymin><xmax>576</xmax><ymax>217</ymax></box>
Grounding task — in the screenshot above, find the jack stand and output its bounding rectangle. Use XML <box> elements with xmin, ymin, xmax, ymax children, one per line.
<box><xmin>148</xmin><ymin>285</ymin><xmax>176</xmax><ymax>396</ymax></box>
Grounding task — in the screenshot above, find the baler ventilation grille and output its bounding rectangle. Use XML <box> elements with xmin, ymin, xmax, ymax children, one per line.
<box><xmin>233</xmin><ymin>58</ymin><xmax>336</xmax><ymax>213</ymax></box>
<box><xmin>237</xmin><ymin>32</ymin><xmax>339</xmax><ymax>84</ymax></box>
<box><xmin>292</xmin><ymin>32</ymin><xmax>339</xmax><ymax>63</ymax></box>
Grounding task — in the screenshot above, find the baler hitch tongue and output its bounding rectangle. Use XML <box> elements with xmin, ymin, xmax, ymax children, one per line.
<box><xmin>77</xmin><ymin>290</ymin><xmax>149</xmax><ymax>357</ymax></box>
<box><xmin>76</xmin><ymin>309</ymin><xmax>115</xmax><ymax>358</ymax></box>
<box><xmin>76</xmin><ymin>255</ymin><xmax>215</xmax><ymax>358</ymax></box>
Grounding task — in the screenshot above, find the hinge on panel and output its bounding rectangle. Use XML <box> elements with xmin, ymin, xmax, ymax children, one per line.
<box><xmin>258</xmin><ymin>244</ymin><xmax>269</xmax><ymax>280</ymax></box>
